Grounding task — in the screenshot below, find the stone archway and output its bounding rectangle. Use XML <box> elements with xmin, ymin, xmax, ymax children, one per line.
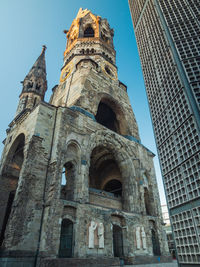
<box><xmin>89</xmin><ymin>146</ymin><xmax>122</xmax><ymax>193</ymax></box>
<box><xmin>87</xmin><ymin>130</ymin><xmax>136</xmax><ymax>212</ymax></box>
<box><xmin>1</xmin><ymin>133</ymin><xmax>25</xmax><ymax>178</ymax></box>
<box><xmin>95</xmin><ymin>102</ymin><xmax>120</xmax><ymax>133</ymax></box>
<box><xmin>0</xmin><ymin>133</ymin><xmax>25</xmax><ymax>246</ymax></box>
<box><xmin>60</xmin><ymin>141</ymin><xmax>81</xmax><ymax>201</ymax></box>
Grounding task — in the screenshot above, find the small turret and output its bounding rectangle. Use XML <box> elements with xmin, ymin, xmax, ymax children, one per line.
<box><xmin>16</xmin><ymin>46</ymin><xmax>47</xmax><ymax>115</ymax></box>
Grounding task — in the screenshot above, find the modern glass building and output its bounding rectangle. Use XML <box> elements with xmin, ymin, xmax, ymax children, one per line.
<box><xmin>128</xmin><ymin>0</ymin><xmax>200</xmax><ymax>266</ymax></box>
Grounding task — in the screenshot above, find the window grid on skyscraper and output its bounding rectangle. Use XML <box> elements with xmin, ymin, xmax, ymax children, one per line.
<box><xmin>129</xmin><ymin>0</ymin><xmax>200</xmax><ymax>265</ymax></box>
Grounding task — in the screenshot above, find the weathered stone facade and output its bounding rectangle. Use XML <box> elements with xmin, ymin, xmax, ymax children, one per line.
<box><xmin>0</xmin><ymin>8</ymin><xmax>170</xmax><ymax>267</ymax></box>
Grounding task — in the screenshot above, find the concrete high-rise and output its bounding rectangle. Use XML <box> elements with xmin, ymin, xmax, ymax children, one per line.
<box><xmin>129</xmin><ymin>0</ymin><xmax>200</xmax><ymax>266</ymax></box>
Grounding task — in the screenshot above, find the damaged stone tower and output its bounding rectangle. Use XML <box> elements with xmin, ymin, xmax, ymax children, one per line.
<box><xmin>0</xmin><ymin>8</ymin><xmax>170</xmax><ymax>267</ymax></box>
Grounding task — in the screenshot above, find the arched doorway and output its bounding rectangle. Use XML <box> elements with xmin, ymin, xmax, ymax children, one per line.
<box><xmin>113</xmin><ymin>224</ymin><xmax>123</xmax><ymax>257</ymax></box>
<box><xmin>0</xmin><ymin>134</ymin><xmax>25</xmax><ymax>246</ymax></box>
<box><xmin>152</xmin><ymin>229</ymin><xmax>161</xmax><ymax>256</ymax></box>
<box><xmin>59</xmin><ymin>219</ymin><xmax>73</xmax><ymax>258</ymax></box>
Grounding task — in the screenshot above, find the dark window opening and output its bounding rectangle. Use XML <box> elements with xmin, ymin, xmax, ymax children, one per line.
<box><xmin>104</xmin><ymin>179</ymin><xmax>122</xmax><ymax>197</ymax></box>
<box><xmin>84</xmin><ymin>27</ymin><xmax>94</xmax><ymax>37</ymax></box>
<box><xmin>95</xmin><ymin>102</ymin><xmax>119</xmax><ymax>133</ymax></box>
<box><xmin>33</xmin><ymin>97</ymin><xmax>37</xmax><ymax>107</ymax></box>
<box><xmin>113</xmin><ymin>224</ymin><xmax>123</xmax><ymax>257</ymax></box>
<box><xmin>59</xmin><ymin>219</ymin><xmax>73</xmax><ymax>258</ymax></box>
<box><xmin>105</xmin><ymin>66</ymin><xmax>113</xmax><ymax>76</ymax></box>
<box><xmin>27</xmin><ymin>81</ymin><xmax>33</xmax><ymax>89</ymax></box>
<box><xmin>36</xmin><ymin>84</ymin><xmax>40</xmax><ymax>91</ymax></box>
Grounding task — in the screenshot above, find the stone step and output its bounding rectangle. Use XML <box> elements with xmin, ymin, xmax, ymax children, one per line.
<box><xmin>124</xmin><ymin>260</ymin><xmax>178</xmax><ymax>267</ymax></box>
<box><xmin>40</xmin><ymin>257</ymin><xmax>120</xmax><ymax>267</ymax></box>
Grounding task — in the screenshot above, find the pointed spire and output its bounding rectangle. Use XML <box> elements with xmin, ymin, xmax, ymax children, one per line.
<box><xmin>21</xmin><ymin>45</ymin><xmax>47</xmax><ymax>96</ymax></box>
<box><xmin>29</xmin><ymin>45</ymin><xmax>47</xmax><ymax>74</ymax></box>
<box><xmin>16</xmin><ymin>46</ymin><xmax>48</xmax><ymax>115</ymax></box>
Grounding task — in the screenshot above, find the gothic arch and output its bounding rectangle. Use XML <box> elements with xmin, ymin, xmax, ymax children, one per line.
<box><xmin>66</xmin><ymin>140</ymin><xmax>81</xmax><ymax>156</ymax></box>
<box><xmin>87</xmin><ymin>130</ymin><xmax>136</xmax><ymax>170</ymax></box>
<box><xmin>1</xmin><ymin>133</ymin><xmax>26</xmax><ymax>178</ymax></box>
<box><xmin>95</xmin><ymin>93</ymin><xmax>130</xmax><ymax>135</ymax></box>
<box><xmin>62</xmin><ymin>140</ymin><xmax>81</xmax><ymax>173</ymax></box>
<box><xmin>0</xmin><ymin>133</ymin><xmax>25</xmax><ymax>246</ymax></box>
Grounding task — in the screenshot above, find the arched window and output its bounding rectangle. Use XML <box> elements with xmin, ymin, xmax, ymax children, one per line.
<box><xmin>84</xmin><ymin>26</ymin><xmax>94</xmax><ymax>37</ymax></box>
<box><xmin>95</xmin><ymin>102</ymin><xmax>119</xmax><ymax>133</ymax></box>
<box><xmin>2</xmin><ymin>134</ymin><xmax>25</xmax><ymax>179</ymax></box>
<box><xmin>59</xmin><ymin>219</ymin><xmax>73</xmax><ymax>258</ymax></box>
<box><xmin>60</xmin><ymin>162</ymin><xmax>75</xmax><ymax>201</ymax></box>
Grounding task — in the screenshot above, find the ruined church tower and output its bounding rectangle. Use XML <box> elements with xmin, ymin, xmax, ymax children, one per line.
<box><xmin>0</xmin><ymin>9</ymin><xmax>170</xmax><ymax>267</ymax></box>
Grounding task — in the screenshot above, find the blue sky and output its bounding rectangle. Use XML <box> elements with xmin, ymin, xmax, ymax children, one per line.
<box><xmin>0</xmin><ymin>0</ymin><xmax>166</xmax><ymax>204</ymax></box>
